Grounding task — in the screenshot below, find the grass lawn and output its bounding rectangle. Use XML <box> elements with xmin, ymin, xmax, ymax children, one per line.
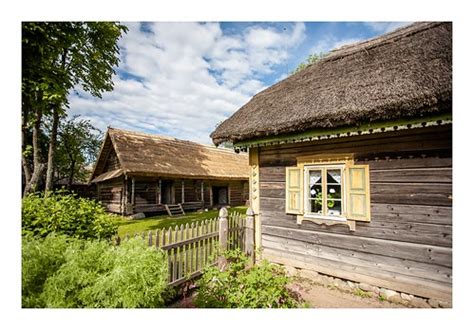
<box><xmin>114</xmin><ymin>206</ymin><xmax>247</xmax><ymax>237</ymax></box>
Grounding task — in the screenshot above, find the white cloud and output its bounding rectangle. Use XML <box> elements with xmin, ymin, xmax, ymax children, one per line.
<box><xmin>363</xmin><ymin>22</ymin><xmax>413</xmax><ymax>34</ymax></box>
<box><xmin>69</xmin><ymin>22</ymin><xmax>306</xmax><ymax>144</ymax></box>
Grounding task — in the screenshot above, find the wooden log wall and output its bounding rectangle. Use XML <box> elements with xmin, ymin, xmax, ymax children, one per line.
<box><xmin>229</xmin><ymin>181</ymin><xmax>245</xmax><ymax>206</ymax></box>
<box><xmin>98</xmin><ymin>176</ymin><xmax>249</xmax><ymax>213</ymax></box>
<box><xmin>257</xmin><ymin>125</ymin><xmax>452</xmax><ymax>301</ymax></box>
<box><xmin>184</xmin><ymin>180</ymin><xmax>200</xmax><ymax>203</ymax></box>
<box><xmin>97</xmin><ymin>177</ymin><xmax>124</xmax><ymax>213</ymax></box>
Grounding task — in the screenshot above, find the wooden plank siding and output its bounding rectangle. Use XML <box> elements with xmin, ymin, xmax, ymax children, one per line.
<box><xmin>257</xmin><ymin>125</ymin><xmax>452</xmax><ymax>301</ymax></box>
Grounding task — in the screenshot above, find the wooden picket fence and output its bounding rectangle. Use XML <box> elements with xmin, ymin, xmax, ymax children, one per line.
<box><xmin>116</xmin><ymin>208</ymin><xmax>254</xmax><ymax>286</ymax></box>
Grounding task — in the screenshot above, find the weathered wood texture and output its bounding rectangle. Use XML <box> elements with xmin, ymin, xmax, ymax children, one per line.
<box><xmin>257</xmin><ymin>126</ymin><xmax>452</xmax><ymax>300</ymax></box>
<box><xmin>97</xmin><ymin>178</ymin><xmax>123</xmax><ymax>213</ymax></box>
<box><xmin>229</xmin><ymin>181</ymin><xmax>245</xmax><ymax>206</ymax></box>
<box><xmin>104</xmin><ymin>148</ymin><xmax>120</xmax><ymax>172</ymax></box>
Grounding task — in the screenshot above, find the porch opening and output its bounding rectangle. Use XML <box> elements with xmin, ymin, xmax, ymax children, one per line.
<box><xmin>161</xmin><ymin>180</ymin><xmax>174</xmax><ymax>204</ymax></box>
<box><xmin>212</xmin><ymin>186</ymin><xmax>228</xmax><ymax>206</ymax></box>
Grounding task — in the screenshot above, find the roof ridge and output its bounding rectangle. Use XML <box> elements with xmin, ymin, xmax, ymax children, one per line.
<box><xmin>107</xmin><ymin>127</ymin><xmax>245</xmax><ymax>156</ymax></box>
<box><xmin>321</xmin><ymin>22</ymin><xmax>441</xmax><ymax>61</ymax></box>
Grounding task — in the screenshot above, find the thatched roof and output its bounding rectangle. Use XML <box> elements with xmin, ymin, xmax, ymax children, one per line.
<box><xmin>211</xmin><ymin>22</ymin><xmax>452</xmax><ymax>145</ymax></box>
<box><xmin>90</xmin><ymin>128</ymin><xmax>249</xmax><ymax>183</ymax></box>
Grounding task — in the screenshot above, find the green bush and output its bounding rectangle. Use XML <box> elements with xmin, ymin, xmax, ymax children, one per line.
<box><xmin>195</xmin><ymin>249</ymin><xmax>304</xmax><ymax>308</ymax></box>
<box><xmin>21</xmin><ymin>234</ymin><xmax>75</xmax><ymax>307</ymax></box>
<box><xmin>22</xmin><ymin>235</ymin><xmax>169</xmax><ymax>308</ymax></box>
<box><xmin>22</xmin><ymin>191</ymin><xmax>118</xmax><ymax>240</ymax></box>
<box><xmin>41</xmin><ymin>238</ymin><xmax>168</xmax><ymax>308</ymax></box>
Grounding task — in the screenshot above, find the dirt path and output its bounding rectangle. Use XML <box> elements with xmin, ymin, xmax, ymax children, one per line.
<box><xmin>293</xmin><ymin>279</ymin><xmax>404</xmax><ymax>308</ymax></box>
<box><xmin>170</xmin><ymin>276</ymin><xmax>407</xmax><ymax>308</ymax></box>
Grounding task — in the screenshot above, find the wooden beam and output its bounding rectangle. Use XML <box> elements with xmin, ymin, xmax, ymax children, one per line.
<box><xmin>157</xmin><ymin>179</ymin><xmax>162</xmax><ymax>204</ymax></box>
<box><xmin>249</xmin><ymin>147</ymin><xmax>261</xmax><ymax>251</ymax></box>
<box><xmin>120</xmin><ymin>179</ymin><xmax>123</xmax><ymax>215</ymax></box>
<box><xmin>209</xmin><ymin>183</ymin><xmax>213</xmax><ymax>207</ymax></box>
<box><xmin>201</xmin><ymin>181</ymin><xmax>204</xmax><ymax>202</ymax></box>
<box><xmin>182</xmin><ymin>180</ymin><xmax>185</xmax><ymax>203</ymax></box>
<box><xmin>131</xmin><ymin>177</ymin><xmax>135</xmax><ymax>212</ymax></box>
<box><xmin>123</xmin><ymin>176</ymin><xmax>128</xmax><ymax>216</ymax></box>
<box><xmin>173</xmin><ymin>182</ymin><xmax>176</xmax><ymax>204</ymax></box>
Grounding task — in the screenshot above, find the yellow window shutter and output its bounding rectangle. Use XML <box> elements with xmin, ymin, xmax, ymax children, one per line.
<box><xmin>346</xmin><ymin>165</ymin><xmax>371</xmax><ymax>221</ymax></box>
<box><xmin>286</xmin><ymin>166</ymin><xmax>303</xmax><ymax>214</ymax></box>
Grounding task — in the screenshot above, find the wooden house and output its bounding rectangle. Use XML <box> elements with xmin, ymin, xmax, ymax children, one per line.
<box><xmin>90</xmin><ymin>128</ymin><xmax>249</xmax><ymax>216</ymax></box>
<box><xmin>211</xmin><ymin>22</ymin><xmax>452</xmax><ymax>302</ymax></box>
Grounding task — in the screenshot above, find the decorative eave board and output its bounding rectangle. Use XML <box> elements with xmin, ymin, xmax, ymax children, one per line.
<box><xmin>233</xmin><ymin>114</ymin><xmax>452</xmax><ymax>151</ymax></box>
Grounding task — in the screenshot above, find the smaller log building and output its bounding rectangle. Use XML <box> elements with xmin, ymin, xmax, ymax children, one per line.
<box><xmin>89</xmin><ymin>128</ymin><xmax>249</xmax><ymax>215</ymax></box>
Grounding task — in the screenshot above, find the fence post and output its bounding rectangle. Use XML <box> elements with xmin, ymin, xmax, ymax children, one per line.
<box><xmin>218</xmin><ymin>207</ymin><xmax>228</xmax><ymax>270</ymax></box>
<box><xmin>245</xmin><ymin>207</ymin><xmax>255</xmax><ymax>264</ymax></box>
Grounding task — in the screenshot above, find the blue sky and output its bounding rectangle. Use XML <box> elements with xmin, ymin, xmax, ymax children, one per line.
<box><xmin>69</xmin><ymin>22</ymin><xmax>411</xmax><ymax>144</ymax></box>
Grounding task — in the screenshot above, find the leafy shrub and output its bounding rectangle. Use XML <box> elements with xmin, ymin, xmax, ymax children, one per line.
<box><xmin>22</xmin><ymin>191</ymin><xmax>118</xmax><ymax>240</ymax></box>
<box><xmin>195</xmin><ymin>249</ymin><xmax>304</xmax><ymax>308</ymax></box>
<box><xmin>41</xmin><ymin>238</ymin><xmax>168</xmax><ymax>308</ymax></box>
<box><xmin>21</xmin><ymin>234</ymin><xmax>75</xmax><ymax>307</ymax></box>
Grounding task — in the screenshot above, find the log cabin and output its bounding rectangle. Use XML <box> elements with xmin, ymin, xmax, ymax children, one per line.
<box><xmin>89</xmin><ymin>128</ymin><xmax>249</xmax><ymax>216</ymax></box>
<box><xmin>211</xmin><ymin>22</ymin><xmax>452</xmax><ymax>302</ymax></box>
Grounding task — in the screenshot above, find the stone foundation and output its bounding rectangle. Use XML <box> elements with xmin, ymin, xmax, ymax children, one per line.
<box><xmin>283</xmin><ymin>265</ymin><xmax>452</xmax><ymax>308</ymax></box>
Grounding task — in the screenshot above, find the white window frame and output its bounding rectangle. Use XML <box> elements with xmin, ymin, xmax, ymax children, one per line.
<box><xmin>303</xmin><ymin>163</ymin><xmax>347</xmax><ymax>222</ymax></box>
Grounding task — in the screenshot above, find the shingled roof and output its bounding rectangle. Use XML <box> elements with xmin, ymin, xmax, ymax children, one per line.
<box><xmin>90</xmin><ymin>128</ymin><xmax>249</xmax><ymax>183</ymax></box>
<box><xmin>211</xmin><ymin>22</ymin><xmax>452</xmax><ymax>145</ymax></box>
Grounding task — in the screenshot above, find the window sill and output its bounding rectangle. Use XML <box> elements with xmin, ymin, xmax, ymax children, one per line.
<box><xmin>297</xmin><ymin>215</ymin><xmax>356</xmax><ymax>231</ymax></box>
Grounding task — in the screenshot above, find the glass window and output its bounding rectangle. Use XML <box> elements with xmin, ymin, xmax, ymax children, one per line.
<box><xmin>308</xmin><ymin>170</ymin><xmax>322</xmax><ymax>214</ymax></box>
<box><xmin>305</xmin><ymin>165</ymin><xmax>345</xmax><ymax>219</ymax></box>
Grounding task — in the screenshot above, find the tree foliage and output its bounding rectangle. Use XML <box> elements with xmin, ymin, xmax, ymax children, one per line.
<box><xmin>22</xmin><ymin>22</ymin><xmax>127</xmax><ymax>194</ymax></box>
<box><xmin>55</xmin><ymin>116</ymin><xmax>103</xmax><ymax>186</ymax></box>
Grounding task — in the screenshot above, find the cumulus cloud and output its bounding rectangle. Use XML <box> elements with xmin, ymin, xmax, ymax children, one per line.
<box><xmin>69</xmin><ymin>22</ymin><xmax>306</xmax><ymax>144</ymax></box>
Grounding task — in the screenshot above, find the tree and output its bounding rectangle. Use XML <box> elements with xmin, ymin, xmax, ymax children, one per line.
<box><xmin>291</xmin><ymin>52</ymin><xmax>327</xmax><ymax>75</ymax></box>
<box><xmin>54</xmin><ymin>117</ymin><xmax>103</xmax><ymax>188</ymax></box>
<box><xmin>22</xmin><ymin>22</ymin><xmax>128</xmax><ymax>195</ymax></box>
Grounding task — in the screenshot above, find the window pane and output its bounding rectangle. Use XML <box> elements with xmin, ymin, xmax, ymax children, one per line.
<box><xmin>327</xmin><ymin>169</ymin><xmax>342</xmax><ymax>184</ymax></box>
<box><xmin>309</xmin><ymin>170</ymin><xmax>322</xmax><ymax>185</ymax></box>
<box><xmin>310</xmin><ymin>199</ymin><xmax>323</xmax><ymax>214</ymax></box>
<box><xmin>309</xmin><ymin>169</ymin><xmax>323</xmax><ymax>199</ymax></box>
<box><xmin>327</xmin><ymin>184</ymin><xmax>341</xmax><ymax>199</ymax></box>
<box><xmin>309</xmin><ymin>170</ymin><xmax>323</xmax><ymax>214</ymax></box>
<box><xmin>327</xmin><ymin>200</ymin><xmax>342</xmax><ymax>216</ymax></box>
<box><xmin>309</xmin><ymin>183</ymin><xmax>322</xmax><ymax>198</ymax></box>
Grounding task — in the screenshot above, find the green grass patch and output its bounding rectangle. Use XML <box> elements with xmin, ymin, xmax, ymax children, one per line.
<box><xmin>114</xmin><ymin>206</ymin><xmax>247</xmax><ymax>237</ymax></box>
<box><xmin>353</xmin><ymin>288</ymin><xmax>373</xmax><ymax>298</ymax></box>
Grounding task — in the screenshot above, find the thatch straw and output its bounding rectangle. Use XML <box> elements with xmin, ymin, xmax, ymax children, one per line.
<box><xmin>90</xmin><ymin>128</ymin><xmax>249</xmax><ymax>183</ymax></box>
<box><xmin>211</xmin><ymin>22</ymin><xmax>452</xmax><ymax>145</ymax></box>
